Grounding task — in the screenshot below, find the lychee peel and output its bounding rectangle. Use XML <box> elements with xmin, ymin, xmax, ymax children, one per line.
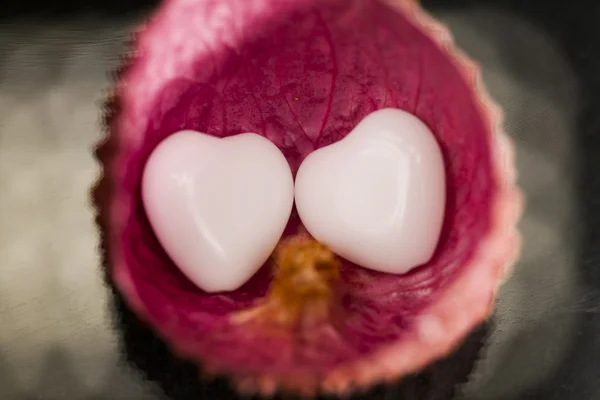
<box><xmin>92</xmin><ymin>0</ymin><xmax>523</xmax><ymax>396</ymax></box>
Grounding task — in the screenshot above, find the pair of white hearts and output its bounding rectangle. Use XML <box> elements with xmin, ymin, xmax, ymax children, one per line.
<box><xmin>142</xmin><ymin>109</ymin><xmax>446</xmax><ymax>293</ymax></box>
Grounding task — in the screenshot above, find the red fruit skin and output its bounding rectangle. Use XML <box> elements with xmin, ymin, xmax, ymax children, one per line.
<box><xmin>92</xmin><ymin>0</ymin><xmax>523</xmax><ymax>396</ymax></box>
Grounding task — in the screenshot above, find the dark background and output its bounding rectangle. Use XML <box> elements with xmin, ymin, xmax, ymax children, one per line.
<box><xmin>0</xmin><ymin>0</ymin><xmax>598</xmax><ymax>399</ymax></box>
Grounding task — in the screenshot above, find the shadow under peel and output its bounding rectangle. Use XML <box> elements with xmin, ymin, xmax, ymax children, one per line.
<box><xmin>109</xmin><ymin>282</ymin><xmax>491</xmax><ymax>400</ymax></box>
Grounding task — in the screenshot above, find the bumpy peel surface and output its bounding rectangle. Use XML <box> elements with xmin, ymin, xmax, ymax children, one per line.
<box><xmin>92</xmin><ymin>0</ymin><xmax>523</xmax><ymax>395</ymax></box>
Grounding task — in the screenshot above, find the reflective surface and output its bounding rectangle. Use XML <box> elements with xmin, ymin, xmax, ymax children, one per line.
<box><xmin>295</xmin><ymin>108</ymin><xmax>446</xmax><ymax>275</ymax></box>
<box><xmin>0</xmin><ymin>3</ymin><xmax>595</xmax><ymax>400</ymax></box>
<box><xmin>142</xmin><ymin>131</ymin><xmax>295</xmax><ymax>293</ymax></box>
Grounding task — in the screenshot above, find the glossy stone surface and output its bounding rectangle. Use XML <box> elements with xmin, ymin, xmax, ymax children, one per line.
<box><xmin>295</xmin><ymin>108</ymin><xmax>446</xmax><ymax>274</ymax></box>
<box><xmin>142</xmin><ymin>130</ymin><xmax>294</xmax><ymax>293</ymax></box>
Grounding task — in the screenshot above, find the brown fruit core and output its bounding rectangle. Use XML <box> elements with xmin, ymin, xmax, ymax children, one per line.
<box><xmin>233</xmin><ymin>232</ymin><xmax>341</xmax><ymax>330</ymax></box>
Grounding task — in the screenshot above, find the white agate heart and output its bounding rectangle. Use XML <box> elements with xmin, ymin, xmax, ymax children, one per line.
<box><xmin>294</xmin><ymin>108</ymin><xmax>446</xmax><ymax>275</ymax></box>
<box><xmin>142</xmin><ymin>130</ymin><xmax>294</xmax><ymax>293</ymax></box>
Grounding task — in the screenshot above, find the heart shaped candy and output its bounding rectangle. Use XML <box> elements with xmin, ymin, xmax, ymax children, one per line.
<box><xmin>295</xmin><ymin>108</ymin><xmax>446</xmax><ymax>275</ymax></box>
<box><xmin>142</xmin><ymin>130</ymin><xmax>294</xmax><ymax>293</ymax></box>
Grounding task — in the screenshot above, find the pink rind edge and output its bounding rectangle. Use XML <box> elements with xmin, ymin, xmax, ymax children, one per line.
<box><xmin>229</xmin><ymin>0</ymin><xmax>524</xmax><ymax>395</ymax></box>
<box><xmin>91</xmin><ymin>0</ymin><xmax>524</xmax><ymax>397</ymax></box>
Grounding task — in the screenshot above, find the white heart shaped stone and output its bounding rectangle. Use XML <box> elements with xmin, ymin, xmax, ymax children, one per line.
<box><xmin>295</xmin><ymin>108</ymin><xmax>446</xmax><ymax>275</ymax></box>
<box><xmin>142</xmin><ymin>130</ymin><xmax>294</xmax><ymax>293</ymax></box>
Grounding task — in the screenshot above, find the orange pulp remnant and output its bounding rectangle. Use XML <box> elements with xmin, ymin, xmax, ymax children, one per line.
<box><xmin>232</xmin><ymin>233</ymin><xmax>341</xmax><ymax>329</ymax></box>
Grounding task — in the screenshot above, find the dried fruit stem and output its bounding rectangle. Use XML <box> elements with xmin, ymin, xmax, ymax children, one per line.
<box><xmin>232</xmin><ymin>230</ymin><xmax>340</xmax><ymax>330</ymax></box>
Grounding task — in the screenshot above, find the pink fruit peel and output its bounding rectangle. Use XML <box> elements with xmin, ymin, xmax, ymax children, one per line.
<box><xmin>92</xmin><ymin>0</ymin><xmax>523</xmax><ymax>395</ymax></box>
